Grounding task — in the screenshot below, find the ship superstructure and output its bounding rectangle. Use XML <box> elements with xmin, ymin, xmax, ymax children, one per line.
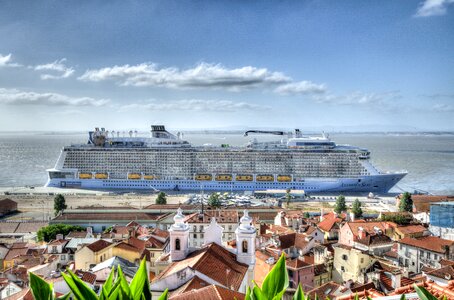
<box><xmin>46</xmin><ymin>125</ymin><xmax>406</xmax><ymax>193</ymax></box>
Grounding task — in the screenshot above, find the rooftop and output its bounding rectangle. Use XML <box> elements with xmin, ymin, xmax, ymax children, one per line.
<box><xmin>399</xmin><ymin>236</ymin><xmax>454</xmax><ymax>254</ymax></box>
<box><xmin>155</xmin><ymin>243</ymin><xmax>248</xmax><ymax>291</ymax></box>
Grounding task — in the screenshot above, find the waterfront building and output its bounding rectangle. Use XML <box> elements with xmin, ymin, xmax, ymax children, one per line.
<box><xmin>429</xmin><ymin>202</ymin><xmax>454</xmax><ymax>240</ymax></box>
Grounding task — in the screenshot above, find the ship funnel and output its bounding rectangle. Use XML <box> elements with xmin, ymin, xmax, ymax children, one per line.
<box><xmin>117</xmin><ymin>131</ymin><xmax>120</xmax><ymax>137</ymax></box>
<box><xmin>95</xmin><ymin>127</ymin><xmax>99</xmax><ymax>131</ymax></box>
<box><xmin>134</xmin><ymin>130</ymin><xmax>138</xmax><ymax>137</ymax></box>
<box><xmin>111</xmin><ymin>130</ymin><xmax>115</xmax><ymax>137</ymax></box>
<box><xmin>101</xmin><ymin>127</ymin><xmax>105</xmax><ymax>131</ymax></box>
<box><xmin>129</xmin><ymin>130</ymin><xmax>133</xmax><ymax>137</ymax></box>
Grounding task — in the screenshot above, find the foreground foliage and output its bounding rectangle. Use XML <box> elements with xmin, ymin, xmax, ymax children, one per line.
<box><xmin>30</xmin><ymin>259</ymin><xmax>168</xmax><ymax>300</ymax></box>
<box><xmin>37</xmin><ymin>224</ymin><xmax>85</xmax><ymax>242</ymax></box>
<box><xmin>30</xmin><ymin>253</ymin><xmax>443</xmax><ymax>300</ymax></box>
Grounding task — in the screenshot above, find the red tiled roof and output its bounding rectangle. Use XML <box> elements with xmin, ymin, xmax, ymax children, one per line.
<box><xmin>169</xmin><ymin>284</ymin><xmax>245</xmax><ymax>300</ymax></box>
<box><xmin>317</xmin><ymin>213</ymin><xmax>343</xmax><ymax>232</ymax></box>
<box><xmin>380</xmin><ymin>272</ymin><xmax>414</xmax><ymax>292</ymax></box>
<box><xmin>389</xmin><ymin>280</ymin><xmax>454</xmax><ymax>299</ymax></box>
<box><xmin>395</xmin><ymin>225</ymin><xmax>427</xmax><ymax>235</ymax></box>
<box><xmin>308</xmin><ymin>281</ymin><xmax>343</xmax><ymax>299</ymax></box>
<box><xmin>399</xmin><ymin>236</ymin><xmax>454</xmax><ymax>254</ymax></box>
<box><xmin>150</xmin><ymin>228</ymin><xmax>170</xmax><ymax>239</ymax></box>
<box><xmin>156</xmin><ymin>243</ymin><xmax>248</xmax><ymax>291</ymax></box>
<box><xmin>286</xmin><ymin>258</ymin><xmax>311</xmax><ymax>269</ymax></box>
<box><xmin>48</xmin><ymin>239</ymin><xmax>68</xmax><ymax>246</ymax></box>
<box><xmin>54</xmin><ymin>212</ymin><xmax>165</xmax><ymax>221</ymax></box>
<box><xmin>426</xmin><ymin>265</ymin><xmax>454</xmax><ymax>280</ymax></box>
<box><xmin>169</xmin><ymin>276</ymin><xmax>210</xmax><ymax>297</ymax></box>
<box><xmin>114</xmin><ymin>242</ymin><xmax>140</xmax><ymax>253</ymax></box>
<box><xmin>184</xmin><ymin>211</ymin><xmax>239</xmax><ymax>224</ymax></box>
<box><xmin>346</xmin><ymin>221</ymin><xmax>388</xmax><ymax>238</ymax></box>
<box><xmin>86</xmin><ymin>240</ymin><xmax>112</xmax><ymax>252</ymax></box>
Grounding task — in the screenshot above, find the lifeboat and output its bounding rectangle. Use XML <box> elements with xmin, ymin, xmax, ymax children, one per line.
<box><xmin>277</xmin><ymin>175</ymin><xmax>292</xmax><ymax>182</ymax></box>
<box><xmin>215</xmin><ymin>174</ymin><xmax>232</xmax><ymax>181</ymax></box>
<box><xmin>236</xmin><ymin>174</ymin><xmax>253</xmax><ymax>181</ymax></box>
<box><xmin>95</xmin><ymin>173</ymin><xmax>108</xmax><ymax>179</ymax></box>
<box><xmin>79</xmin><ymin>173</ymin><xmax>92</xmax><ymax>179</ymax></box>
<box><xmin>256</xmin><ymin>175</ymin><xmax>274</xmax><ymax>182</ymax></box>
<box><xmin>143</xmin><ymin>175</ymin><xmax>156</xmax><ymax>180</ymax></box>
<box><xmin>195</xmin><ymin>174</ymin><xmax>212</xmax><ymax>181</ymax></box>
<box><xmin>128</xmin><ymin>173</ymin><xmax>141</xmax><ymax>180</ymax></box>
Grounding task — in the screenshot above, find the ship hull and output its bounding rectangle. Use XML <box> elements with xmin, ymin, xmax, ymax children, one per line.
<box><xmin>45</xmin><ymin>173</ymin><xmax>406</xmax><ymax>194</ymax></box>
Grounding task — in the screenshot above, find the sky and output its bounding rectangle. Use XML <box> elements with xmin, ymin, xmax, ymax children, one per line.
<box><xmin>0</xmin><ymin>0</ymin><xmax>453</xmax><ymax>132</ymax></box>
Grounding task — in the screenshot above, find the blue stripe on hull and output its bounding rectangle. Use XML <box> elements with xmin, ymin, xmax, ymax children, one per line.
<box><xmin>46</xmin><ymin>173</ymin><xmax>406</xmax><ymax>193</ymax></box>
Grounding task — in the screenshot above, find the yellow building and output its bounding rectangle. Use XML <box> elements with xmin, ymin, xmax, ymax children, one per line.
<box><xmin>332</xmin><ymin>244</ymin><xmax>375</xmax><ymax>284</ymax></box>
<box><xmin>75</xmin><ymin>240</ymin><xmax>114</xmax><ymax>270</ymax></box>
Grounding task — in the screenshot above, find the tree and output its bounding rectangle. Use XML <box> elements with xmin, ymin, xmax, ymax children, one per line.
<box><xmin>351</xmin><ymin>198</ymin><xmax>363</xmax><ymax>218</ymax></box>
<box><xmin>37</xmin><ymin>224</ymin><xmax>85</xmax><ymax>242</ymax></box>
<box><xmin>155</xmin><ymin>192</ymin><xmax>167</xmax><ymax>204</ymax></box>
<box><xmin>208</xmin><ymin>193</ymin><xmax>221</xmax><ymax>208</ymax></box>
<box><xmin>303</xmin><ymin>212</ymin><xmax>310</xmax><ymax>218</ymax></box>
<box><xmin>54</xmin><ymin>194</ymin><xmax>67</xmax><ymax>216</ymax></box>
<box><xmin>285</xmin><ymin>188</ymin><xmax>292</xmax><ymax>206</ymax></box>
<box><xmin>334</xmin><ymin>195</ymin><xmax>347</xmax><ymax>214</ymax></box>
<box><xmin>399</xmin><ymin>192</ymin><xmax>413</xmax><ymax>212</ymax></box>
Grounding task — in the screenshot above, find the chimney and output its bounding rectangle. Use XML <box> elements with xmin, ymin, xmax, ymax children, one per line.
<box><xmin>320</xmin><ymin>208</ymin><xmax>324</xmax><ymax>222</ymax></box>
<box><xmin>56</xmin><ymin>233</ymin><xmax>64</xmax><ymax>240</ymax></box>
<box><xmin>349</xmin><ymin>212</ymin><xmax>355</xmax><ymax>222</ymax></box>
<box><xmin>86</xmin><ymin>227</ymin><xmax>93</xmax><ymax>235</ymax></box>
<box><xmin>392</xmin><ymin>271</ymin><xmax>402</xmax><ymax>289</ymax></box>
<box><xmin>358</xmin><ymin>227</ymin><xmax>366</xmax><ymax>239</ymax></box>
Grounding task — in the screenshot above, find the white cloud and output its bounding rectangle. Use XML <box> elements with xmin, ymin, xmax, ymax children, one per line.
<box><xmin>274</xmin><ymin>81</ymin><xmax>327</xmax><ymax>95</ymax></box>
<box><xmin>0</xmin><ymin>53</ymin><xmax>21</xmax><ymax>67</ymax></box>
<box><xmin>79</xmin><ymin>62</ymin><xmax>290</xmax><ymax>90</ymax></box>
<box><xmin>414</xmin><ymin>0</ymin><xmax>454</xmax><ymax>17</ymax></box>
<box><xmin>432</xmin><ymin>103</ymin><xmax>454</xmax><ymax>112</ymax></box>
<box><xmin>119</xmin><ymin>99</ymin><xmax>270</xmax><ymax>112</ymax></box>
<box><xmin>34</xmin><ymin>58</ymin><xmax>75</xmax><ymax>80</ymax></box>
<box><xmin>313</xmin><ymin>91</ymin><xmax>401</xmax><ymax>108</ymax></box>
<box><xmin>0</xmin><ymin>88</ymin><xmax>109</xmax><ymax>106</ymax></box>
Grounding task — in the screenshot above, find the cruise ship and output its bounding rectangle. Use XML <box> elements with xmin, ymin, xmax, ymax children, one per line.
<box><xmin>45</xmin><ymin>125</ymin><xmax>406</xmax><ymax>193</ymax></box>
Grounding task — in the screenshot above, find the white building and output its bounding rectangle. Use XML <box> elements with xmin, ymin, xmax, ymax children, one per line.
<box><xmin>151</xmin><ymin>209</ymin><xmax>256</xmax><ymax>296</ymax></box>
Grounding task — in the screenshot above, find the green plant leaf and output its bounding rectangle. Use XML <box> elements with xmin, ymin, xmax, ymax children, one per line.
<box><xmin>29</xmin><ymin>272</ymin><xmax>53</xmax><ymax>300</ymax></box>
<box><xmin>399</xmin><ymin>294</ymin><xmax>406</xmax><ymax>300</ymax></box>
<box><xmin>293</xmin><ymin>284</ymin><xmax>305</xmax><ymax>300</ymax></box>
<box><xmin>129</xmin><ymin>259</ymin><xmax>151</xmax><ymax>300</ymax></box>
<box><xmin>252</xmin><ymin>284</ymin><xmax>266</xmax><ymax>300</ymax></box>
<box><xmin>117</xmin><ymin>264</ymin><xmax>131</xmax><ymax>297</ymax></box>
<box><xmin>414</xmin><ymin>284</ymin><xmax>438</xmax><ymax>300</ymax></box>
<box><xmin>56</xmin><ymin>293</ymin><xmax>71</xmax><ymax>300</ymax></box>
<box><xmin>157</xmin><ymin>289</ymin><xmax>169</xmax><ymax>300</ymax></box>
<box><xmin>100</xmin><ymin>266</ymin><xmax>116</xmax><ymax>300</ymax></box>
<box><xmin>62</xmin><ymin>270</ymin><xmax>98</xmax><ymax>300</ymax></box>
<box><xmin>245</xmin><ymin>286</ymin><xmax>252</xmax><ymax>300</ymax></box>
<box><xmin>260</xmin><ymin>253</ymin><xmax>289</xmax><ymax>299</ymax></box>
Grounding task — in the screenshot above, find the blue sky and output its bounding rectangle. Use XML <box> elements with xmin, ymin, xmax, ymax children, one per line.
<box><xmin>0</xmin><ymin>0</ymin><xmax>453</xmax><ymax>131</ymax></box>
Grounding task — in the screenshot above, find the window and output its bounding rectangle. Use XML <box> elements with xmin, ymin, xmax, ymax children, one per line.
<box><xmin>52</xmin><ymin>246</ymin><xmax>57</xmax><ymax>253</ymax></box>
<box><xmin>175</xmin><ymin>238</ymin><xmax>181</xmax><ymax>251</ymax></box>
<box><xmin>242</xmin><ymin>240</ymin><xmax>248</xmax><ymax>253</ymax></box>
<box><xmin>341</xmin><ymin>266</ymin><xmax>345</xmax><ymax>272</ymax></box>
<box><xmin>360</xmin><ymin>258</ymin><xmax>364</xmax><ymax>264</ymax></box>
<box><xmin>193</xmin><ymin>233</ymin><xmax>197</xmax><ymax>238</ymax></box>
<box><xmin>342</xmin><ymin>254</ymin><xmax>348</xmax><ymax>261</ymax></box>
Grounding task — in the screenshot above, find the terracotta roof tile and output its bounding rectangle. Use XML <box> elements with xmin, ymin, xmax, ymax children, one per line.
<box><xmin>308</xmin><ymin>281</ymin><xmax>343</xmax><ymax>299</ymax></box>
<box><xmin>156</xmin><ymin>243</ymin><xmax>248</xmax><ymax>291</ymax></box>
<box><xmin>170</xmin><ymin>284</ymin><xmax>245</xmax><ymax>300</ymax></box>
<box><xmin>86</xmin><ymin>240</ymin><xmax>112</xmax><ymax>252</ymax></box>
<box><xmin>399</xmin><ymin>236</ymin><xmax>454</xmax><ymax>254</ymax></box>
